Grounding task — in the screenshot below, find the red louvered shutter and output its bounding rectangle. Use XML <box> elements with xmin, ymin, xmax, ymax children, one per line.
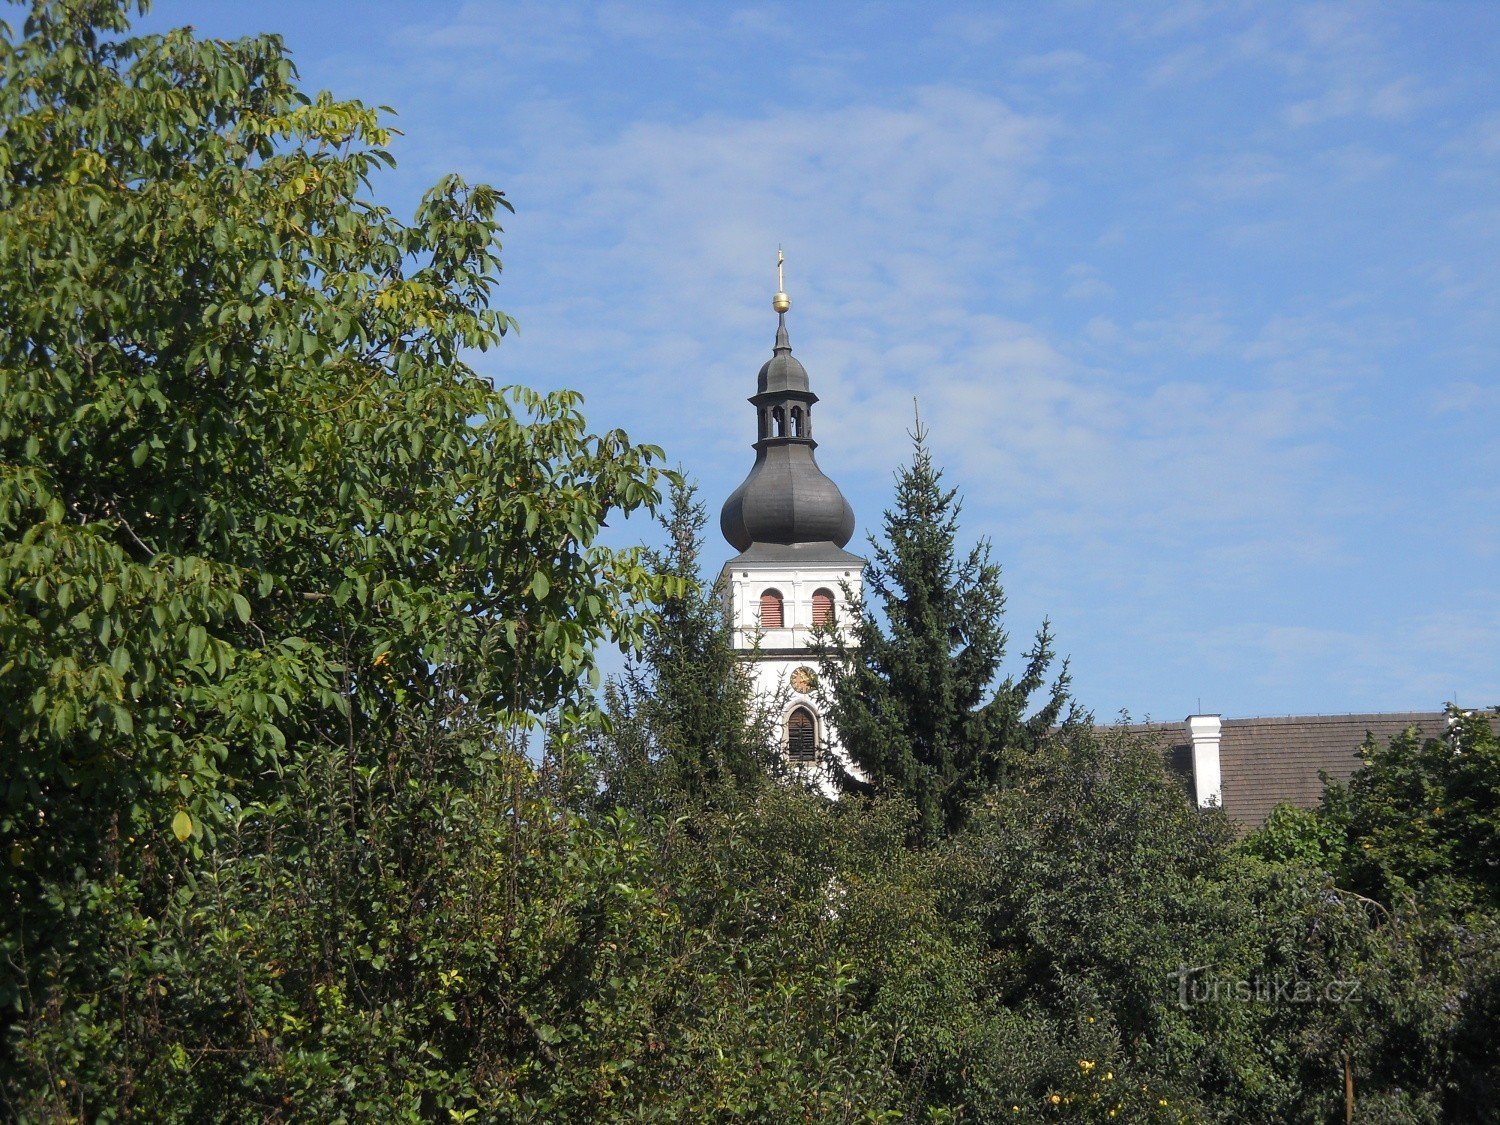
<box><xmin>759</xmin><ymin>589</ymin><xmax>783</xmax><ymax>629</ymax></box>
<box><xmin>811</xmin><ymin>589</ymin><xmax>834</xmax><ymax>628</ymax></box>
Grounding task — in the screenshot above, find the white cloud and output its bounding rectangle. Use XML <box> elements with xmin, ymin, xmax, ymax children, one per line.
<box><xmin>401</xmin><ymin>1</ymin><xmax>592</xmax><ymax>60</ymax></box>
<box><xmin>1284</xmin><ymin>76</ymin><xmax>1422</xmax><ymax>128</ymax></box>
<box><xmin>458</xmin><ymin>80</ymin><xmax>1387</xmax><ymax>592</ymax></box>
<box><xmin>1193</xmin><ymin>605</ymin><xmax>1500</xmax><ymax>710</ymax></box>
<box><xmin>1196</xmin><ymin>152</ymin><xmax>1285</xmax><ymax>200</ymax></box>
<box><xmin>1064</xmin><ymin>263</ymin><xmax>1117</xmax><ymax>301</ymax></box>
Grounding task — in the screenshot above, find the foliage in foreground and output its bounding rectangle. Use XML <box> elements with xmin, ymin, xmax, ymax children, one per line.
<box><xmin>0</xmin><ymin>0</ymin><xmax>672</xmax><ymax>888</ymax></box>
<box><xmin>1242</xmin><ymin>707</ymin><xmax>1500</xmax><ymax>1117</ymax></box>
<box><xmin>1251</xmin><ymin>709</ymin><xmax>1500</xmax><ymax>916</ymax></box>
<box><xmin>4</xmin><ymin>4</ymin><xmax>1498</xmax><ymax>1122</ymax></box>
<box><xmin>9</xmin><ymin>729</ymin><xmax>897</xmax><ymax>1121</ymax></box>
<box><xmin>1</xmin><ymin>0</ymin><xmax>675</xmax><ymax>1107</ymax></box>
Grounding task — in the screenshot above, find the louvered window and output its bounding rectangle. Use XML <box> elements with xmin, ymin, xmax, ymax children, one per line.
<box><xmin>759</xmin><ymin>589</ymin><xmax>784</xmax><ymax>629</ymax></box>
<box><xmin>811</xmin><ymin>589</ymin><xmax>835</xmax><ymax>628</ymax></box>
<box><xmin>787</xmin><ymin>708</ymin><xmax>816</xmax><ymax>763</ymax></box>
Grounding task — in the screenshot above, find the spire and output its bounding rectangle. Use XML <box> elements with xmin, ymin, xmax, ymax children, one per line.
<box><xmin>773</xmin><ymin>246</ymin><xmax>791</xmax><ymax>314</ymax></box>
<box><xmin>773</xmin><ymin>249</ymin><xmax>793</xmax><ymax>351</ymax></box>
<box><xmin>719</xmin><ymin>252</ymin><xmax>856</xmax><ymax>554</ymax></box>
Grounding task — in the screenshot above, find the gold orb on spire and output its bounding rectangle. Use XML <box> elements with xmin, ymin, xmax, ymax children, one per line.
<box><xmin>773</xmin><ymin>246</ymin><xmax>791</xmax><ymax>313</ymax></box>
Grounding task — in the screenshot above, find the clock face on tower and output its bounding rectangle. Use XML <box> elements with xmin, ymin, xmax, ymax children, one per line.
<box><xmin>791</xmin><ymin>667</ymin><xmax>818</xmax><ymax>694</ymax></box>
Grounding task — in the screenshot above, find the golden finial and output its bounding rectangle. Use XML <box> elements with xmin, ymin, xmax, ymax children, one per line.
<box><xmin>773</xmin><ymin>246</ymin><xmax>791</xmax><ymax>314</ymax></box>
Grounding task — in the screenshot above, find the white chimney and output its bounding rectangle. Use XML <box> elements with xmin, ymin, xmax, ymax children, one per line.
<box><xmin>1186</xmin><ymin>714</ymin><xmax>1223</xmax><ymax>809</ymax></box>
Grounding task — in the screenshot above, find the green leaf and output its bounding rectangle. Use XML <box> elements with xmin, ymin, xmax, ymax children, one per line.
<box><xmin>171</xmin><ymin>810</ymin><xmax>194</xmax><ymax>842</ymax></box>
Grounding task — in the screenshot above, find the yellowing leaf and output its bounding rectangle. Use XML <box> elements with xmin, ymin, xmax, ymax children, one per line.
<box><xmin>171</xmin><ymin>810</ymin><xmax>193</xmax><ymax>842</ymax></box>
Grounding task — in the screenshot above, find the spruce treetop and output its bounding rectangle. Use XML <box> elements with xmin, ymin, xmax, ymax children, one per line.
<box><xmin>821</xmin><ymin>420</ymin><xmax>1075</xmax><ymax>840</ymax></box>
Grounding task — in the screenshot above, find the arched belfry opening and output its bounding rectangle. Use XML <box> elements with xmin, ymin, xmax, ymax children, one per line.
<box><xmin>812</xmin><ymin>588</ymin><xmax>835</xmax><ymax>628</ymax></box>
<box><xmin>786</xmin><ymin>707</ymin><xmax>817</xmax><ymax>763</ymax></box>
<box><xmin>759</xmin><ymin>588</ymin><xmax>784</xmax><ymax>629</ymax></box>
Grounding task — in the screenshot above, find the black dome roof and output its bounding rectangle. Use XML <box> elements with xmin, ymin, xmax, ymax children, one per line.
<box><xmin>757</xmin><ymin>350</ymin><xmax>808</xmax><ymax>395</ymax></box>
<box><xmin>720</xmin><ymin>443</ymin><xmax>855</xmax><ymax>551</ymax></box>
<box><xmin>721</xmin><ymin>314</ymin><xmax>855</xmax><ymax>553</ymax></box>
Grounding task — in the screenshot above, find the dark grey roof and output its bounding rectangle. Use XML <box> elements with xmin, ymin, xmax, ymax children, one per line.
<box><xmin>1218</xmin><ymin>712</ymin><xmax>1450</xmax><ymax>828</ymax></box>
<box><xmin>720</xmin><ymin>442</ymin><xmax>856</xmax><ymax>550</ymax></box>
<box><xmin>1119</xmin><ymin>711</ymin><xmax>1456</xmax><ymax>828</ymax></box>
<box><xmin>722</xmin><ymin>541</ymin><xmax>867</xmax><ymax>570</ymax></box>
<box><xmin>721</xmin><ymin>313</ymin><xmax>857</xmax><ymax>554</ymax></box>
<box><xmin>757</xmin><ymin>318</ymin><xmax>809</xmax><ymax>394</ymax></box>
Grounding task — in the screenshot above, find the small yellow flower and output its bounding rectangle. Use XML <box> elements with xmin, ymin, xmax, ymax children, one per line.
<box><xmin>1079</xmin><ymin>1059</ymin><xmax>1095</xmax><ymax>1072</ymax></box>
<box><xmin>1050</xmin><ymin>1093</ymin><xmax>1061</xmax><ymax>1105</ymax></box>
<box><xmin>1104</xmin><ymin>1072</ymin><xmax>1113</xmax><ymax>1081</ymax></box>
<box><xmin>1159</xmin><ymin>1098</ymin><xmax>1169</xmax><ymax>1106</ymax></box>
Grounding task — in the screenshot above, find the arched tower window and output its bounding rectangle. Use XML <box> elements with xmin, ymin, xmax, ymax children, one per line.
<box><xmin>771</xmin><ymin>406</ymin><xmax>786</xmax><ymax>437</ymax></box>
<box><xmin>790</xmin><ymin>405</ymin><xmax>804</xmax><ymax>436</ymax></box>
<box><xmin>758</xmin><ymin>408</ymin><xmax>769</xmax><ymax>440</ymax></box>
<box><xmin>787</xmin><ymin>707</ymin><xmax>816</xmax><ymax>763</ymax></box>
<box><xmin>811</xmin><ymin>588</ymin><xmax>835</xmax><ymax>628</ymax></box>
<box><xmin>758</xmin><ymin>588</ymin><xmax>784</xmax><ymax>629</ymax></box>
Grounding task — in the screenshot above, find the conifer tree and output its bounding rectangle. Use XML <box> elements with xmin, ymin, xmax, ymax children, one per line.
<box><xmin>820</xmin><ymin>423</ymin><xmax>1075</xmax><ymax>840</ymax></box>
<box><xmin>590</xmin><ymin>476</ymin><xmax>776</xmax><ymax>809</ymax></box>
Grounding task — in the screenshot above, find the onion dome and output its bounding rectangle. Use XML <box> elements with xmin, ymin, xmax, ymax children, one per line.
<box><xmin>720</xmin><ymin>280</ymin><xmax>856</xmax><ymax>554</ymax></box>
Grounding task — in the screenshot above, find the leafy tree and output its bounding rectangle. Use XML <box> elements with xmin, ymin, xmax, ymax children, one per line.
<box><xmin>0</xmin><ymin>0</ymin><xmax>671</xmax><ymax>873</ymax></box>
<box><xmin>820</xmin><ymin>422</ymin><xmax>1075</xmax><ymax>840</ymax></box>
<box><xmin>940</xmin><ymin>724</ymin><xmax>1488</xmax><ymax>1123</ymax></box>
<box><xmin>1248</xmin><ymin>708</ymin><xmax>1500</xmax><ymax>915</ymax></box>
<box><xmin>1327</xmin><ymin>708</ymin><xmax>1500</xmax><ymax>915</ymax></box>
<box><xmin>1238</xmin><ymin>709</ymin><xmax>1500</xmax><ymax>1121</ymax></box>
<box><xmin>0</xmin><ymin>0</ymin><xmax>671</xmax><ymax>1057</ymax></box>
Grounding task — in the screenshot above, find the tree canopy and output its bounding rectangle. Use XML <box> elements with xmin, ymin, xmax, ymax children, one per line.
<box><xmin>0</xmin><ymin>0</ymin><xmax>671</xmax><ymax>882</ymax></box>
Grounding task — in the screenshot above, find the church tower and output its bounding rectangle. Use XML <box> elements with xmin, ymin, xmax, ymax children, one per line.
<box><xmin>719</xmin><ymin>254</ymin><xmax>865</xmax><ymax>775</ymax></box>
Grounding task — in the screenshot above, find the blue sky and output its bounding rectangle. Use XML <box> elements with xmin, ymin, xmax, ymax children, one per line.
<box><xmin>144</xmin><ymin>1</ymin><xmax>1500</xmax><ymax>721</ymax></box>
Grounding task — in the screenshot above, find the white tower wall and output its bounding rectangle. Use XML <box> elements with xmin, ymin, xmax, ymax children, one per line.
<box><xmin>720</xmin><ymin>559</ymin><xmax>863</xmax><ymax>792</ymax></box>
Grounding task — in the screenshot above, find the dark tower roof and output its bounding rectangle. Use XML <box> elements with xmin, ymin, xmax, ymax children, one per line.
<box><xmin>757</xmin><ymin>317</ymin><xmax>808</xmax><ymax>394</ymax></box>
<box><xmin>720</xmin><ymin>305</ymin><xmax>860</xmax><ymax>568</ymax></box>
